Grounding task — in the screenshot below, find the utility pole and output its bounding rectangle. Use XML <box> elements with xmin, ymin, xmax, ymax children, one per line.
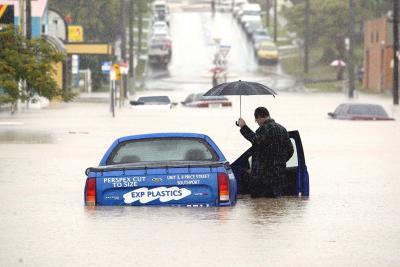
<box><xmin>393</xmin><ymin>0</ymin><xmax>399</xmax><ymax>105</ymax></box>
<box><xmin>120</xmin><ymin>0</ymin><xmax>127</xmax><ymax>100</ymax></box>
<box><xmin>273</xmin><ymin>0</ymin><xmax>277</xmax><ymax>43</ymax></box>
<box><xmin>128</xmin><ymin>0</ymin><xmax>135</xmax><ymax>93</ymax></box>
<box><xmin>26</xmin><ymin>0</ymin><xmax>31</xmax><ymax>39</ymax></box>
<box><xmin>304</xmin><ymin>0</ymin><xmax>309</xmax><ymax>73</ymax></box>
<box><xmin>347</xmin><ymin>0</ymin><xmax>355</xmax><ymax>98</ymax></box>
<box><xmin>138</xmin><ymin>0</ymin><xmax>143</xmax><ymax>57</ymax></box>
<box><xmin>266</xmin><ymin>0</ymin><xmax>270</xmax><ymax>28</ymax></box>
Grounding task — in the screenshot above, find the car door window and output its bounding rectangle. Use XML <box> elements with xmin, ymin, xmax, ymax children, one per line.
<box><xmin>286</xmin><ymin>138</ymin><xmax>298</xmax><ymax>168</ymax></box>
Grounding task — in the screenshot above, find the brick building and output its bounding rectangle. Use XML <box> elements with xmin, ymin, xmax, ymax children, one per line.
<box><xmin>363</xmin><ymin>16</ymin><xmax>397</xmax><ymax>93</ymax></box>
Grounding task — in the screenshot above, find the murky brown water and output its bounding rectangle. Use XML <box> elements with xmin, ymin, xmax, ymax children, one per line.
<box><xmin>1</xmin><ymin>91</ymin><xmax>399</xmax><ymax>266</ymax></box>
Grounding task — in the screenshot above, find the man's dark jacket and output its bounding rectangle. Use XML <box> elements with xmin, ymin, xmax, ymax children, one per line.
<box><xmin>240</xmin><ymin>118</ymin><xmax>294</xmax><ymax>197</ymax></box>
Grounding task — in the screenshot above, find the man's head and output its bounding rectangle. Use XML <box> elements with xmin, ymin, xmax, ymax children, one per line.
<box><xmin>254</xmin><ymin>107</ymin><xmax>270</xmax><ymax>126</ymax></box>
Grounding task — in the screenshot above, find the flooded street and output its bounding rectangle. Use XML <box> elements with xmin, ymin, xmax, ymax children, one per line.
<box><xmin>1</xmin><ymin>8</ymin><xmax>400</xmax><ymax>267</ymax></box>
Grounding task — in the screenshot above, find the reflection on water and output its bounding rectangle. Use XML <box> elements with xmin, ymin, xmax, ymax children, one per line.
<box><xmin>0</xmin><ymin>130</ymin><xmax>53</xmax><ymax>144</ymax></box>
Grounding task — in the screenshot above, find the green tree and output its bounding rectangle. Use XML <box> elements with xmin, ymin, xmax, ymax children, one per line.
<box><xmin>283</xmin><ymin>0</ymin><xmax>390</xmax><ymax>63</ymax></box>
<box><xmin>0</xmin><ymin>26</ymin><xmax>70</xmax><ymax>112</ymax></box>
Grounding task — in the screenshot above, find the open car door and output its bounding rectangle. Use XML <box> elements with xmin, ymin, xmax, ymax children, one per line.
<box><xmin>231</xmin><ymin>130</ymin><xmax>309</xmax><ymax>196</ymax></box>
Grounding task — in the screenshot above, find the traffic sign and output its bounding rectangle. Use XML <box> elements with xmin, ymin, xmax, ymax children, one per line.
<box><xmin>220</xmin><ymin>45</ymin><xmax>231</xmax><ymax>58</ymax></box>
<box><xmin>101</xmin><ymin>61</ymin><xmax>112</xmax><ymax>74</ymax></box>
<box><xmin>119</xmin><ymin>61</ymin><xmax>129</xmax><ymax>74</ymax></box>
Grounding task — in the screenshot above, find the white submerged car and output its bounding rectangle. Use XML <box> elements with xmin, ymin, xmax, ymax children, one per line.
<box><xmin>129</xmin><ymin>95</ymin><xmax>177</xmax><ymax>110</ymax></box>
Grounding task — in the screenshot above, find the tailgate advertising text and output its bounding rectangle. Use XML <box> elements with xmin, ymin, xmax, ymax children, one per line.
<box><xmin>123</xmin><ymin>187</ymin><xmax>191</xmax><ymax>204</ymax></box>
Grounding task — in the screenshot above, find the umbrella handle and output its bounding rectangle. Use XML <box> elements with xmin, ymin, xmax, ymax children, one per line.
<box><xmin>240</xmin><ymin>95</ymin><xmax>241</xmax><ymax>118</ymax></box>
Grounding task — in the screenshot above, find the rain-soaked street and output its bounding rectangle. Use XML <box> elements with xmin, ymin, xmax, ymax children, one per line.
<box><xmin>1</xmin><ymin>5</ymin><xmax>400</xmax><ymax>267</ymax></box>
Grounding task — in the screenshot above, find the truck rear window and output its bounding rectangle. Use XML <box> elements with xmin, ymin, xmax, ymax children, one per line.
<box><xmin>107</xmin><ymin>138</ymin><xmax>218</xmax><ymax>165</ymax></box>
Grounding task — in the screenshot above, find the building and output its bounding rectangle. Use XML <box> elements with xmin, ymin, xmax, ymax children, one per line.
<box><xmin>363</xmin><ymin>15</ymin><xmax>397</xmax><ymax>93</ymax></box>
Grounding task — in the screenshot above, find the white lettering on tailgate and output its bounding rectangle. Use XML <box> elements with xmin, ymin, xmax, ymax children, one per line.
<box><xmin>123</xmin><ymin>187</ymin><xmax>191</xmax><ymax>204</ymax></box>
<box><xmin>103</xmin><ymin>176</ymin><xmax>146</xmax><ymax>188</ymax></box>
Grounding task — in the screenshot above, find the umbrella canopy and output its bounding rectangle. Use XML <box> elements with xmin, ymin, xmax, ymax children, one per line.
<box><xmin>330</xmin><ymin>59</ymin><xmax>346</xmax><ymax>67</ymax></box>
<box><xmin>203</xmin><ymin>80</ymin><xmax>277</xmax><ymax>96</ymax></box>
<box><xmin>203</xmin><ymin>80</ymin><xmax>277</xmax><ymax>117</ymax></box>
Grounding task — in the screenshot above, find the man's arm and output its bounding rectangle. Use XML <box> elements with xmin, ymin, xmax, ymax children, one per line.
<box><xmin>240</xmin><ymin>125</ymin><xmax>267</xmax><ymax>145</ymax></box>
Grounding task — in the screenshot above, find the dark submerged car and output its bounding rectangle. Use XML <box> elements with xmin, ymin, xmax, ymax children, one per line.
<box><xmin>328</xmin><ymin>103</ymin><xmax>394</xmax><ymax>121</ymax></box>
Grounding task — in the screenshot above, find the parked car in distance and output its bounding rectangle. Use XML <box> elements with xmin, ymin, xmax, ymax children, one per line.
<box><xmin>243</xmin><ymin>17</ymin><xmax>263</xmax><ymax>37</ymax></box>
<box><xmin>252</xmin><ymin>28</ymin><xmax>272</xmax><ymax>44</ymax></box>
<box><xmin>233</xmin><ymin>0</ymin><xmax>248</xmax><ymax>18</ymax></box>
<box><xmin>328</xmin><ymin>103</ymin><xmax>395</xmax><ymax>120</ymax></box>
<box><xmin>216</xmin><ymin>0</ymin><xmax>233</xmax><ymax>12</ymax></box>
<box><xmin>181</xmin><ymin>93</ymin><xmax>232</xmax><ymax>108</ymax></box>
<box><xmin>84</xmin><ymin>133</ymin><xmax>238</xmax><ymax>207</ymax></box>
<box><xmin>129</xmin><ymin>95</ymin><xmax>177</xmax><ymax>109</ymax></box>
<box><xmin>152</xmin><ymin>21</ymin><xmax>169</xmax><ymax>33</ymax></box>
<box><xmin>256</xmin><ymin>41</ymin><xmax>279</xmax><ymax>64</ymax></box>
<box><xmin>153</xmin><ymin>0</ymin><xmax>170</xmax><ymax>25</ymax></box>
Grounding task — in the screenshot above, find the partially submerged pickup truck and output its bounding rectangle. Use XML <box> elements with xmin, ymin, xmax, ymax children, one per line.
<box><xmin>85</xmin><ymin>133</ymin><xmax>237</xmax><ymax>207</ymax></box>
<box><xmin>84</xmin><ymin>132</ymin><xmax>309</xmax><ymax>207</ymax></box>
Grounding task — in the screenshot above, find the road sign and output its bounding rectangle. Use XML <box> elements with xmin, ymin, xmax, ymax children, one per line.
<box><xmin>101</xmin><ymin>61</ymin><xmax>112</xmax><ymax>74</ymax></box>
<box><xmin>119</xmin><ymin>61</ymin><xmax>129</xmax><ymax>74</ymax></box>
<box><xmin>220</xmin><ymin>45</ymin><xmax>231</xmax><ymax>58</ymax></box>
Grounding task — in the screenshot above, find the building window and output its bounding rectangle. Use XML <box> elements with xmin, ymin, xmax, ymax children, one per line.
<box><xmin>371</xmin><ymin>32</ymin><xmax>374</xmax><ymax>43</ymax></box>
<box><xmin>376</xmin><ymin>31</ymin><xmax>379</xmax><ymax>42</ymax></box>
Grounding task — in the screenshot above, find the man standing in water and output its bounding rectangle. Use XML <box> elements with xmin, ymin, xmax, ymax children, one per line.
<box><xmin>238</xmin><ymin>107</ymin><xmax>294</xmax><ymax>198</ymax></box>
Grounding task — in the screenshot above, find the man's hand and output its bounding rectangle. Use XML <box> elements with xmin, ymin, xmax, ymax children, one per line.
<box><xmin>238</xmin><ymin>118</ymin><xmax>246</xmax><ymax>128</ymax></box>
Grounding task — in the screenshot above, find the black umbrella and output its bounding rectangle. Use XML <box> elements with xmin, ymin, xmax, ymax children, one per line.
<box><xmin>203</xmin><ymin>80</ymin><xmax>277</xmax><ymax>117</ymax></box>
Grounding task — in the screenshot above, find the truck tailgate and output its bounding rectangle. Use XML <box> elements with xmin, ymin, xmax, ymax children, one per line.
<box><xmin>89</xmin><ymin>164</ymin><xmax>226</xmax><ymax>206</ymax></box>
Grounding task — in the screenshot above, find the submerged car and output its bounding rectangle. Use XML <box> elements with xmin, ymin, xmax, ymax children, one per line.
<box><xmin>84</xmin><ymin>131</ymin><xmax>309</xmax><ymax>206</ymax></box>
<box><xmin>129</xmin><ymin>95</ymin><xmax>176</xmax><ymax>109</ymax></box>
<box><xmin>181</xmin><ymin>93</ymin><xmax>232</xmax><ymax>108</ymax></box>
<box><xmin>84</xmin><ymin>133</ymin><xmax>238</xmax><ymax>207</ymax></box>
<box><xmin>328</xmin><ymin>103</ymin><xmax>394</xmax><ymax>120</ymax></box>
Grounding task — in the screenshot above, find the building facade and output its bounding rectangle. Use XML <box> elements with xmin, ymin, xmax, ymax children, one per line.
<box><xmin>363</xmin><ymin>16</ymin><xmax>397</xmax><ymax>93</ymax></box>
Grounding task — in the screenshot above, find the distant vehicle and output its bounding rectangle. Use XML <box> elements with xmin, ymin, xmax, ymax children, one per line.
<box><xmin>256</xmin><ymin>41</ymin><xmax>279</xmax><ymax>64</ymax></box>
<box><xmin>252</xmin><ymin>28</ymin><xmax>272</xmax><ymax>45</ymax></box>
<box><xmin>238</xmin><ymin>3</ymin><xmax>261</xmax><ymax>24</ymax></box>
<box><xmin>153</xmin><ymin>0</ymin><xmax>170</xmax><ymax>25</ymax></box>
<box><xmin>233</xmin><ymin>0</ymin><xmax>248</xmax><ymax>18</ymax></box>
<box><xmin>84</xmin><ymin>133</ymin><xmax>238</xmax><ymax>206</ymax></box>
<box><xmin>152</xmin><ymin>21</ymin><xmax>169</xmax><ymax>33</ymax></box>
<box><xmin>181</xmin><ymin>93</ymin><xmax>232</xmax><ymax>108</ymax></box>
<box><xmin>148</xmin><ymin>35</ymin><xmax>172</xmax><ymax>67</ymax></box>
<box><xmin>243</xmin><ymin>17</ymin><xmax>263</xmax><ymax>36</ymax></box>
<box><xmin>216</xmin><ymin>0</ymin><xmax>233</xmax><ymax>12</ymax></box>
<box><xmin>129</xmin><ymin>95</ymin><xmax>176</xmax><ymax>109</ymax></box>
<box><xmin>328</xmin><ymin>103</ymin><xmax>395</xmax><ymax>120</ymax></box>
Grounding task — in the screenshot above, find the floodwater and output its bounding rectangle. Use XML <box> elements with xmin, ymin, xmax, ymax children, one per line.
<box><xmin>1</xmin><ymin>8</ymin><xmax>400</xmax><ymax>267</ymax></box>
<box><xmin>1</xmin><ymin>92</ymin><xmax>399</xmax><ymax>266</ymax></box>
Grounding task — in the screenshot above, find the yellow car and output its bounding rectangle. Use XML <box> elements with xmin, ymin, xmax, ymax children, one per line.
<box><xmin>256</xmin><ymin>41</ymin><xmax>279</xmax><ymax>64</ymax></box>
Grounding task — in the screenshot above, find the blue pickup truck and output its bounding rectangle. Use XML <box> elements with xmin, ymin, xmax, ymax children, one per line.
<box><xmin>84</xmin><ymin>132</ymin><xmax>309</xmax><ymax>207</ymax></box>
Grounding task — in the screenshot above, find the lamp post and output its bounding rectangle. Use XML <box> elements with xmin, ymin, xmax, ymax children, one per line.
<box><xmin>347</xmin><ymin>0</ymin><xmax>355</xmax><ymax>98</ymax></box>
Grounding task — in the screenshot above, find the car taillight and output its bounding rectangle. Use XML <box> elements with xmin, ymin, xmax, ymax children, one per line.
<box><xmin>218</xmin><ymin>173</ymin><xmax>230</xmax><ymax>202</ymax></box>
<box><xmin>196</xmin><ymin>102</ymin><xmax>209</xmax><ymax>108</ymax></box>
<box><xmin>85</xmin><ymin>178</ymin><xmax>96</xmax><ymax>206</ymax></box>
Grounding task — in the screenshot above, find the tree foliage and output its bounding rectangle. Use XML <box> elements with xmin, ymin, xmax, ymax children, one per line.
<box><xmin>0</xmin><ymin>26</ymin><xmax>68</xmax><ymax>106</ymax></box>
<box><xmin>282</xmin><ymin>0</ymin><xmax>391</xmax><ymax>63</ymax></box>
<box><xmin>48</xmin><ymin>0</ymin><xmax>121</xmax><ymax>43</ymax></box>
